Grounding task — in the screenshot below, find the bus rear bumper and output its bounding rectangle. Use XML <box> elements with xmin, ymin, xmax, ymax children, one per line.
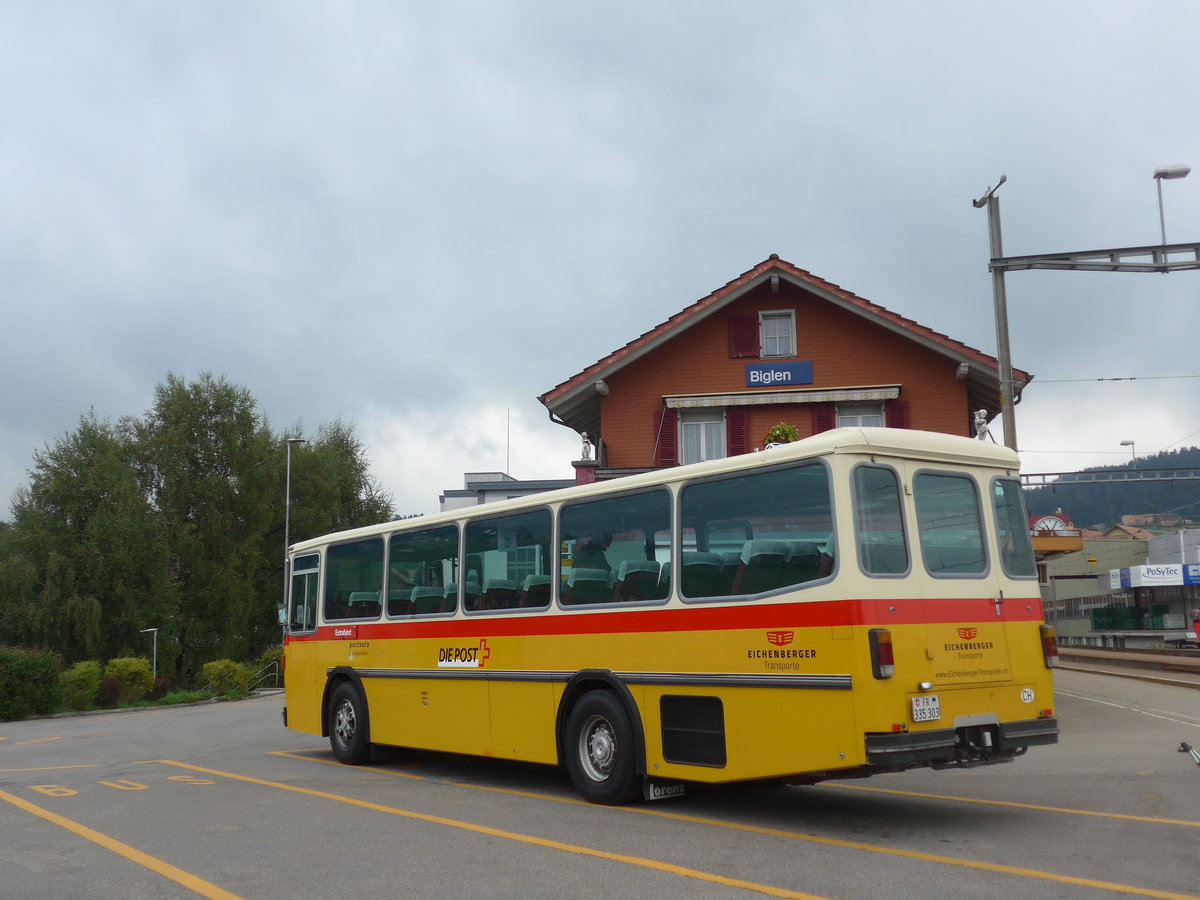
<box><xmin>864</xmin><ymin>717</ymin><xmax>1059</xmax><ymax>769</ymax></box>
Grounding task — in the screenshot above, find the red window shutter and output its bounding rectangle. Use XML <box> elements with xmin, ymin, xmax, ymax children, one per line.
<box><xmin>812</xmin><ymin>402</ymin><xmax>836</xmax><ymax>434</ymax></box>
<box><xmin>726</xmin><ymin>408</ymin><xmax>748</xmax><ymax>456</ymax></box>
<box><xmin>653</xmin><ymin>408</ymin><xmax>679</xmax><ymax>466</ymax></box>
<box><xmin>884</xmin><ymin>399</ymin><xmax>910</xmax><ymax>429</ymax></box>
<box><xmin>728</xmin><ymin>315</ymin><xmax>759</xmax><ymax>358</ymax></box>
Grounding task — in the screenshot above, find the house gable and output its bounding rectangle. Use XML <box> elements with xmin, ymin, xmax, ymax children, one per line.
<box><xmin>540</xmin><ymin>254</ymin><xmax>1028</xmax><ymax>465</ymax></box>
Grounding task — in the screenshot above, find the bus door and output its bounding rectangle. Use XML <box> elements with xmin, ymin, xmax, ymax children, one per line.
<box><xmin>909</xmin><ymin>468</ymin><xmax>1014</xmax><ymax>692</ymax></box>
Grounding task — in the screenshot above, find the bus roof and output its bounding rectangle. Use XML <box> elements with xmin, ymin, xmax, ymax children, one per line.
<box><xmin>289</xmin><ymin>428</ymin><xmax>1020</xmax><ymax>553</ymax></box>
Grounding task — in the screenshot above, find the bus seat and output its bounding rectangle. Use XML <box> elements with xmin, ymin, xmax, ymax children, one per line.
<box><xmin>410</xmin><ymin>586</ymin><xmax>446</xmax><ymax>614</ymax></box>
<box><xmin>783</xmin><ymin>542</ymin><xmax>823</xmax><ymax>585</ymax></box>
<box><xmin>719</xmin><ymin>552</ymin><xmax>741</xmax><ymax>594</ymax></box>
<box><xmin>482</xmin><ymin>578</ymin><xmax>519</xmax><ymax>609</ymax></box>
<box><xmin>443</xmin><ymin>581</ymin><xmax>479</xmax><ymax>612</ymax></box>
<box><xmin>518</xmin><ymin>573</ymin><xmax>552</xmax><ymax>607</ymax></box>
<box><xmin>733</xmin><ymin>540</ymin><xmax>789</xmax><ymax>594</ymax></box>
<box><xmin>564</xmin><ymin>567</ymin><xmax>611</xmax><ymax>606</ymax></box>
<box><xmin>387</xmin><ymin>589</ymin><xmax>411</xmax><ymax>616</ymax></box>
<box><xmin>347</xmin><ymin>591</ymin><xmax>381</xmax><ymax>618</ymax></box>
<box><xmin>680</xmin><ymin>552</ymin><xmax>723</xmax><ymax>598</ymax></box>
<box><xmin>612</xmin><ymin>560</ymin><xmax>664</xmax><ymax>602</ymax></box>
<box><xmin>817</xmin><ymin>546</ymin><xmax>835</xmax><ymax>578</ymax></box>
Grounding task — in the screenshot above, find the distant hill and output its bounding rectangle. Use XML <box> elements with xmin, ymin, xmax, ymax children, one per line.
<box><xmin>1023</xmin><ymin>446</ymin><xmax>1200</xmax><ymax>531</ymax></box>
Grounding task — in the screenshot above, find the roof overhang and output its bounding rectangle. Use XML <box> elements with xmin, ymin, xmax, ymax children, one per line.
<box><xmin>666</xmin><ymin>385</ymin><xmax>901</xmax><ymax>409</ymax></box>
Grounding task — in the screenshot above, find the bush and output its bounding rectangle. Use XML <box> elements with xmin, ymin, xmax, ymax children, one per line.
<box><xmin>97</xmin><ymin>675</ymin><xmax>121</xmax><ymax>707</ymax></box>
<box><xmin>202</xmin><ymin>658</ymin><xmax>254</xmax><ymax>695</ymax></box>
<box><xmin>148</xmin><ymin>676</ymin><xmax>172</xmax><ymax>702</ymax></box>
<box><xmin>103</xmin><ymin>657</ymin><xmax>154</xmax><ymax>705</ymax></box>
<box><xmin>60</xmin><ymin>660</ymin><xmax>103</xmax><ymax>710</ymax></box>
<box><xmin>0</xmin><ymin>646</ymin><xmax>64</xmax><ymax>720</ymax></box>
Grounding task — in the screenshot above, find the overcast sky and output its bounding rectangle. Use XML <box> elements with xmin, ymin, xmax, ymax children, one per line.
<box><xmin>4</xmin><ymin>1</ymin><xmax>1199</xmax><ymax>518</ymax></box>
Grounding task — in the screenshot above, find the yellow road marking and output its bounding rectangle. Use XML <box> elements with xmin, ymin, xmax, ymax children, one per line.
<box><xmin>152</xmin><ymin>760</ymin><xmax>830</xmax><ymax>900</ymax></box>
<box><xmin>0</xmin><ymin>764</ymin><xmax>98</xmax><ymax>774</ymax></box>
<box><xmin>16</xmin><ymin>736</ymin><xmax>63</xmax><ymax>745</ymax></box>
<box><xmin>269</xmin><ymin>749</ymin><xmax>424</xmax><ymax>778</ymax></box>
<box><xmin>628</xmin><ymin>802</ymin><xmax>1200</xmax><ymax>900</ymax></box>
<box><xmin>270</xmin><ymin>748</ymin><xmax>1200</xmax><ymax>900</ymax></box>
<box><xmin>0</xmin><ymin>788</ymin><xmax>243</xmax><ymax>900</ymax></box>
<box><xmin>829</xmin><ymin>782</ymin><xmax>1200</xmax><ymax>828</ymax></box>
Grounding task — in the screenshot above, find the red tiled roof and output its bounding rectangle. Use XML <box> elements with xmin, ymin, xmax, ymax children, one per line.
<box><xmin>540</xmin><ymin>254</ymin><xmax>1028</xmax><ymax>405</ymax></box>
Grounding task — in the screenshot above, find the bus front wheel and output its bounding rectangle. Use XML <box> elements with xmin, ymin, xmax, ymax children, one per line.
<box><xmin>328</xmin><ymin>682</ymin><xmax>371</xmax><ymax>765</ymax></box>
<box><xmin>565</xmin><ymin>691</ymin><xmax>640</xmax><ymax>805</ymax></box>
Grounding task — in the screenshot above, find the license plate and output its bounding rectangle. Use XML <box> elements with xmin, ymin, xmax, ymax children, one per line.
<box><xmin>911</xmin><ymin>694</ymin><xmax>941</xmax><ymax>722</ymax></box>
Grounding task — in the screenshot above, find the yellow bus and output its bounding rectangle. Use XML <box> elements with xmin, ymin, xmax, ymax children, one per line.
<box><xmin>281</xmin><ymin>427</ymin><xmax>1058</xmax><ymax>804</ymax></box>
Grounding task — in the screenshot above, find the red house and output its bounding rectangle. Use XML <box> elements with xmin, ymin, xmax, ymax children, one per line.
<box><xmin>540</xmin><ymin>254</ymin><xmax>1029</xmax><ymax>482</ymax></box>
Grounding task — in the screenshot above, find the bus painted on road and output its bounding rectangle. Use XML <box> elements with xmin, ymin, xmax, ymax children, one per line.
<box><xmin>281</xmin><ymin>427</ymin><xmax>1058</xmax><ymax>803</ymax></box>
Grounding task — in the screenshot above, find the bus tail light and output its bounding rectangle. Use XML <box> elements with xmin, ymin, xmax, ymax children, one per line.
<box><xmin>869</xmin><ymin>628</ymin><xmax>895</xmax><ymax>679</ymax></box>
<box><xmin>1040</xmin><ymin>625</ymin><xmax>1059</xmax><ymax>668</ymax></box>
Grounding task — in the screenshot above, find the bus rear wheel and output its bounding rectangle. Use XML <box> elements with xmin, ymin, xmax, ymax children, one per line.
<box><xmin>565</xmin><ymin>691</ymin><xmax>640</xmax><ymax>805</ymax></box>
<box><xmin>329</xmin><ymin>682</ymin><xmax>371</xmax><ymax>765</ymax></box>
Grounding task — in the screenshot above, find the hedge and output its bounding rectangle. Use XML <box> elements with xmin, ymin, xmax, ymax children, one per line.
<box><xmin>0</xmin><ymin>646</ymin><xmax>63</xmax><ymax>720</ymax></box>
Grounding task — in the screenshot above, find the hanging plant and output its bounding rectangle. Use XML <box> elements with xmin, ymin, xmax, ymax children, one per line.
<box><xmin>763</xmin><ymin>422</ymin><xmax>800</xmax><ymax>447</ymax></box>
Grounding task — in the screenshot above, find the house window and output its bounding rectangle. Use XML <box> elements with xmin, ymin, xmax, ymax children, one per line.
<box><xmin>837</xmin><ymin>402</ymin><xmax>883</xmax><ymax>428</ymax></box>
<box><xmin>759</xmin><ymin>311</ymin><xmax>795</xmax><ymax>358</ymax></box>
<box><xmin>680</xmin><ymin>410</ymin><xmax>726</xmax><ymax>464</ymax></box>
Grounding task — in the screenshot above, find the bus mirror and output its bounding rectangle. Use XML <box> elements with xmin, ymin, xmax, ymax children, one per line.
<box><xmin>277</xmin><ymin>605</ymin><xmax>287</xmax><ymax>625</ymax></box>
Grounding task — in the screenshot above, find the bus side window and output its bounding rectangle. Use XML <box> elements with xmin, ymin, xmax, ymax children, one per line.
<box><xmin>680</xmin><ymin>461</ymin><xmax>834</xmax><ymax>599</ymax></box>
<box><xmin>463</xmin><ymin>508</ymin><xmax>552</xmax><ymax>613</ymax></box>
<box><xmin>559</xmin><ymin>489</ymin><xmax>672</xmax><ymax>606</ymax></box>
<box><xmin>387</xmin><ymin>524</ymin><xmax>460</xmax><ymax>617</ymax></box>
<box><xmin>323</xmin><ymin>539</ymin><xmax>384</xmax><ymax>622</ymax></box>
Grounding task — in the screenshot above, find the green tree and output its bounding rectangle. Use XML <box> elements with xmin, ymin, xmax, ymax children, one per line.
<box><xmin>138</xmin><ymin>373</ymin><xmax>277</xmax><ymax>675</ymax></box>
<box><xmin>2</xmin><ymin>412</ymin><xmax>174</xmax><ymax>662</ymax></box>
<box><xmin>0</xmin><ymin>373</ymin><xmax>393</xmax><ymax>675</ymax></box>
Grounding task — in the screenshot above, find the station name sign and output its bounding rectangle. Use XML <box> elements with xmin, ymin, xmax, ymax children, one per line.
<box><xmin>745</xmin><ymin>361</ymin><xmax>813</xmax><ymax>388</ymax></box>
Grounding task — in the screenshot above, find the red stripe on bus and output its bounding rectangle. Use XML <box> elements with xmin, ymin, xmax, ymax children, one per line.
<box><xmin>286</xmin><ymin>595</ymin><xmax>1044</xmax><ymax>643</ymax></box>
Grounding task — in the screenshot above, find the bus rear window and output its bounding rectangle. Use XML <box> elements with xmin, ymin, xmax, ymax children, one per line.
<box><xmin>852</xmin><ymin>465</ymin><xmax>909</xmax><ymax>575</ymax></box>
<box><xmin>914</xmin><ymin>472</ymin><xmax>986</xmax><ymax>576</ymax></box>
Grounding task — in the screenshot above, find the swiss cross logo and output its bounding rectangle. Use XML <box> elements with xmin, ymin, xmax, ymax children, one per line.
<box><xmin>478</xmin><ymin>638</ymin><xmax>491</xmax><ymax>667</ymax></box>
<box><xmin>766</xmin><ymin>631</ymin><xmax>794</xmax><ymax>646</ymax></box>
<box><xmin>957</xmin><ymin>627</ymin><xmax>978</xmax><ymax>640</ymax></box>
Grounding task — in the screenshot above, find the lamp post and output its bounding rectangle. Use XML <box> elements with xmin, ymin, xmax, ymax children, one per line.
<box><xmin>284</xmin><ymin>437</ymin><xmax>309</xmax><ymax>611</ymax></box>
<box><xmin>139</xmin><ymin>627</ymin><xmax>158</xmax><ymax>681</ymax></box>
<box><xmin>1120</xmin><ymin>439</ymin><xmax>1136</xmax><ymax>469</ymax></box>
<box><xmin>1154</xmin><ymin>165</ymin><xmax>1191</xmax><ymax>246</ymax></box>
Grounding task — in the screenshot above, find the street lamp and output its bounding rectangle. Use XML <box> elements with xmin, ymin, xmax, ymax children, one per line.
<box><xmin>1154</xmin><ymin>165</ymin><xmax>1190</xmax><ymax>246</ymax></box>
<box><xmin>139</xmin><ymin>627</ymin><xmax>158</xmax><ymax>681</ymax></box>
<box><xmin>1120</xmin><ymin>439</ymin><xmax>1136</xmax><ymax>469</ymax></box>
<box><xmin>284</xmin><ymin>438</ymin><xmax>309</xmax><ymax>613</ymax></box>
